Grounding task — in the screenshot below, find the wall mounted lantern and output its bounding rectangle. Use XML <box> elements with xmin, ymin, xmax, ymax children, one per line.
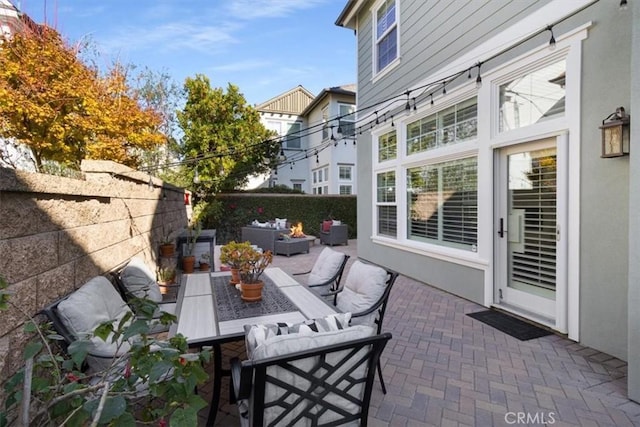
<box><xmin>600</xmin><ymin>107</ymin><xmax>630</xmax><ymax>158</ymax></box>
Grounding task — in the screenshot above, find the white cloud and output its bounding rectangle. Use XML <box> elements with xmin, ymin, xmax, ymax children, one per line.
<box><xmin>100</xmin><ymin>21</ymin><xmax>239</xmax><ymax>54</ymax></box>
<box><xmin>225</xmin><ymin>0</ymin><xmax>329</xmax><ymax>20</ymax></box>
<box><xmin>210</xmin><ymin>59</ymin><xmax>272</xmax><ymax>72</ymax></box>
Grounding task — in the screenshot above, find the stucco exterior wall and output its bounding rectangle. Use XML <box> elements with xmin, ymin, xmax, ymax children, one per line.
<box><xmin>0</xmin><ymin>160</ymin><xmax>189</xmax><ymax>383</ymax></box>
<box><xmin>348</xmin><ymin>0</ymin><xmax>634</xmax><ymax>361</ymax></box>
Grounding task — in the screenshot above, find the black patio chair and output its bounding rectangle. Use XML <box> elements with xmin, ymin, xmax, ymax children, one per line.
<box><xmin>293</xmin><ymin>246</ymin><xmax>350</xmax><ymax>305</ymax></box>
<box><xmin>231</xmin><ymin>331</ymin><xmax>392</xmax><ymax>426</ymax></box>
<box><xmin>333</xmin><ymin>260</ymin><xmax>399</xmax><ymax>394</ymax></box>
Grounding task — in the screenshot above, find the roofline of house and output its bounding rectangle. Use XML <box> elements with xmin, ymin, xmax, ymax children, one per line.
<box><xmin>255</xmin><ymin>85</ymin><xmax>315</xmax><ymax>113</ymax></box>
<box><xmin>335</xmin><ymin>0</ymin><xmax>364</xmax><ymax>29</ymax></box>
<box><xmin>301</xmin><ymin>86</ymin><xmax>356</xmax><ymax>117</ymax></box>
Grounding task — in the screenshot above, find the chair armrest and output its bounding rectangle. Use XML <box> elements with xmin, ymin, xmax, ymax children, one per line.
<box><xmin>292</xmin><ymin>270</ymin><xmax>312</xmax><ymax>276</ymax></box>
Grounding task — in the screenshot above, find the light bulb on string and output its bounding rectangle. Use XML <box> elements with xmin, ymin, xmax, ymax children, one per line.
<box><xmin>475</xmin><ymin>62</ymin><xmax>482</xmax><ymax>89</ymax></box>
<box><xmin>620</xmin><ymin>0</ymin><xmax>628</xmax><ymax>10</ymax></box>
<box><xmin>430</xmin><ymin>93</ymin><xmax>434</xmax><ymax>106</ymax></box>
<box><xmin>412</xmin><ymin>97</ymin><xmax>417</xmax><ymax>111</ymax></box>
<box><xmin>547</xmin><ymin>25</ymin><xmax>556</xmax><ymax>50</ymax></box>
<box><xmin>193</xmin><ymin>168</ymin><xmax>200</xmax><ymax>184</ymax></box>
<box><xmin>442</xmin><ymin>83</ymin><xmax>447</xmax><ymax>96</ymax></box>
<box><xmin>405</xmin><ymin>91</ymin><xmax>411</xmax><ymax>110</ymax></box>
<box><xmin>330</xmin><ymin>125</ymin><xmax>336</xmax><ymax>141</ymax></box>
<box><xmin>148</xmin><ymin>175</ymin><xmax>153</xmax><ymax>190</ymax></box>
<box><xmin>391</xmin><ymin>115</ymin><xmax>395</xmax><ymax>127</ymax></box>
<box><xmin>374</xmin><ymin>111</ymin><xmax>379</xmax><ymax>125</ymax></box>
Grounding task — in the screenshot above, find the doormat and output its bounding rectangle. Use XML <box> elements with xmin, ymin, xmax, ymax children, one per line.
<box><xmin>466</xmin><ymin>310</ymin><xmax>553</xmax><ymax>341</ymax></box>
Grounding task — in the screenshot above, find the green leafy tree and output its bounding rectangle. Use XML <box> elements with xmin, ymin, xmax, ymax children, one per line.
<box><xmin>176</xmin><ymin>75</ymin><xmax>278</xmax><ymax>196</ymax></box>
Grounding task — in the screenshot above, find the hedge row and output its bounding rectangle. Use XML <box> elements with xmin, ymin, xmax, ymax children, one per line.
<box><xmin>199</xmin><ymin>194</ymin><xmax>357</xmax><ymax>244</ymax></box>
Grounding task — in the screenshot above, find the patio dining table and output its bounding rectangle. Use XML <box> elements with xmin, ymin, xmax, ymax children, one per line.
<box><xmin>169</xmin><ymin>267</ymin><xmax>340</xmax><ymax>426</ymax></box>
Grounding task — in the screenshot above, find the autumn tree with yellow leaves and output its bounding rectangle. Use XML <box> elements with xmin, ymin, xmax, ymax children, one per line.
<box><xmin>0</xmin><ymin>26</ymin><xmax>165</xmax><ymax>172</ymax></box>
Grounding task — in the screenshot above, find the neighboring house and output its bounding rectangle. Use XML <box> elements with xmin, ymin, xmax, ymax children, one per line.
<box><xmin>256</xmin><ymin>85</ymin><xmax>357</xmax><ymax>194</ymax></box>
<box><xmin>256</xmin><ymin>85</ymin><xmax>315</xmax><ymax>191</ymax></box>
<box><xmin>337</xmin><ymin>0</ymin><xmax>640</xmax><ymax>401</ymax></box>
<box><xmin>0</xmin><ymin>0</ymin><xmax>20</xmax><ymax>37</ymax></box>
<box><xmin>300</xmin><ymin>84</ymin><xmax>357</xmax><ymax>195</ymax></box>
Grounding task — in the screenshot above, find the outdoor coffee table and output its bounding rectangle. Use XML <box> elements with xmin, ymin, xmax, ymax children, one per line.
<box><xmin>169</xmin><ymin>267</ymin><xmax>339</xmax><ymax>425</ymax></box>
<box><xmin>273</xmin><ymin>236</ymin><xmax>313</xmax><ymax>256</ymax></box>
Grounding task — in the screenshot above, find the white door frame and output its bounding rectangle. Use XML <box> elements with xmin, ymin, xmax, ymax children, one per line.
<box><xmin>493</xmin><ymin>134</ymin><xmax>568</xmax><ymax>332</ymax></box>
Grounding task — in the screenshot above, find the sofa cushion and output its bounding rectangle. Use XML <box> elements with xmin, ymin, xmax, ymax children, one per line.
<box><xmin>275</xmin><ymin>218</ymin><xmax>287</xmax><ymax>229</ymax></box>
<box><xmin>244</xmin><ymin>312</ymin><xmax>352</xmax><ymax>359</ymax></box>
<box><xmin>308</xmin><ymin>247</ymin><xmax>346</xmax><ymax>285</ymax></box>
<box><xmin>336</xmin><ymin>261</ymin><xmax>388</xmax><ymax>326</ymax></box>
<box><xmin>120</xmin><ymin>257</ymin><xmax>162</xmax><ymax>303</ymax></box>
<box><xmin>57</xmin><ymin>276</ymin><xmax>133</xmax><ymax>357</ymax></box>
<box><xmin>322</xmin><ymin>220</ymin><xmax>332</xmax><ymax>232</ymax></box>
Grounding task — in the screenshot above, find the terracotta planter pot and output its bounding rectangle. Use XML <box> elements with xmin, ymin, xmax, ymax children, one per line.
<box><xmin>199</xmin><ymin>263</ymin><xmax>210</xmax><ymax>271</ymax></box>
<box><xmin>182</xmin><ymin>255</ymin><xmax>196</xmax><ymax>274</ymax></box>
<box><xmin>241</xmin><ymin>280</ymin><xmax>263</xmax><ymax>302</ymax></box>
<box><xmin>160</xmin><ymin>244</ymin><xmax>175</xmax><ymax>257</ymax></box>
<box><xmin>230</xmin><ymin>268</ymin><xmax>241</xmax><ymax>285</ymax></box>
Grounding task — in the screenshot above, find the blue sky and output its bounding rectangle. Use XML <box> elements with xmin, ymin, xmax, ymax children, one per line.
<box><xmin>19</xmin><ymin>0</ymin><xmax>356</xmax><ymax>105</ymax></box>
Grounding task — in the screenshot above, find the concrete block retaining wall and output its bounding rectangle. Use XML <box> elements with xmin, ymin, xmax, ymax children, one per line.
<box><xmin>0</xmin><ymin>160</ymin><xmax>190</xmax><ymax>384</ymax></box>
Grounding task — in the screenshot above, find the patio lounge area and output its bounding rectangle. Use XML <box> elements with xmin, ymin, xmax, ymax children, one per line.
<box><xmin>200</xmin><ymin>239</ymin><xmax>640</xmax><ymax>426</ymax></box>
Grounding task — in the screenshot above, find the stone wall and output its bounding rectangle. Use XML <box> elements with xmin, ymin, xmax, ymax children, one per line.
<box><xmin>0</xmin><ymin>160</ymin><xmax>190</xmax><ymax>383</ymax></box>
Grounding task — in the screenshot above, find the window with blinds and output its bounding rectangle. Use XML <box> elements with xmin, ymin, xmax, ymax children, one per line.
<box><xmin>508</xmin><ymin>150</ymin><xmax>557</xmax><ymax>291</ymax></box>
<box><xmin>377</xmin><ymin>171</ymin><xmax>397</xmax><ymax>237</ymax></box>
<box><xmin>406</xmin><ymin>97</ymin><xmax>477</xmax><ymax>155</ymax></box>
<box><xmin>407</xmin><ymin>157</ymin><xmax>478</xmax><ymax>250</ymax></box>
<box><xmin>378</xmin><ymin>130</ymin><xmax>397</xmax><ymax>162</ymax></box>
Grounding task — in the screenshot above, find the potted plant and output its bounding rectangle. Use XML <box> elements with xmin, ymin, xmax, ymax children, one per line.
<box><xmin>182</xmin><ymin>221</ymin><xmax>202</xmax><ymax>274</ymax></box>
<box><xmin>199</xmin><ymin>252</ymin><xmax>211</xmax><ymax>271</ymax></box>
<box><xmin>220</xmin><ymin>241</ymin><xmax>253</xmax><ymax>284</ymax></box>
<box><xmin>238</xmin><ymin>247</ymin><xmax>273</xmax><ymax>302</ymax></box>
<box><xmin>159</xmin><ymin>226</ymin><xmax>176</xmax><ymax>257</ymax></box>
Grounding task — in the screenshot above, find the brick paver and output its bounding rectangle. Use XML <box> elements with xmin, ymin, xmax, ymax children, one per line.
<box><xmin>193</xmin><ymin>240</ymin><xmax>640</xmax><ymax>426</ymax></box>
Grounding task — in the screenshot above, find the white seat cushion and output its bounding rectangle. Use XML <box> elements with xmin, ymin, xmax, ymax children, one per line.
<box><xmin>336</xmin><ymin>261</ymin><xmax>388</xmax><ymax>326</ymax></box>
<box><xmin>241</xmin><ymin>320</ymin><xmax>374</xmax><ymax>426</ymax></box>
<box><xmin>57</xmin><ymin>276</ymin><xmax>133</xmax><ymax>357</ymax></box>
<box><xmin>307</xmin><ymin>247</ymin><xmax>345</xmax><ymax>285</ymax></box>
<box><xmin>120</xmin><ymin>257</ymin><xmax>162</xmax><ymax>303</ymax></box>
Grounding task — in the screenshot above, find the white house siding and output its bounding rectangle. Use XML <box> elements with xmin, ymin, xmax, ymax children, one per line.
<box><xmin>342</xmin><ymin>0</ymin><xmax>634</xmax><ymax>374</ymax></box>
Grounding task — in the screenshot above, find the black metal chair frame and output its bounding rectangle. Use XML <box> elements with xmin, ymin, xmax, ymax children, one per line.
<box><xmin>336</xmin><ymin>263</ymin><xmax>399</xmax><ymax>394</ymax></box>
<box><xmin>231</xmin><ymin>332</ymin><xmax>392</xmax><ymax>427</ymax></box>
<box><xmin>293</xmin><ymin>253</ymin><xmax>350</xmax><ymax>306</ymax></box>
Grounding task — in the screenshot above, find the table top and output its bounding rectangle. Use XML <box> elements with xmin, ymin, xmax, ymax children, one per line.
<box><xmin>170</xmin><ymin>267</ymin><xmax>339</xmax><ymax>346</ymax></box>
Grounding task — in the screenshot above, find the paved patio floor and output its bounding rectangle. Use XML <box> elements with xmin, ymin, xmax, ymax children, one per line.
<box><xmin>197</xmin><ymin>240</ymin><xmax>640</xmax><ymax>426</ymax></box>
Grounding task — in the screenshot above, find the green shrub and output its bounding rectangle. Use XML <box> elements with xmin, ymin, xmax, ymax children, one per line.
<box><xmin>206</xmin><ymin>194</ymin><xmax>357</xmax><ymax>244</ymax></box>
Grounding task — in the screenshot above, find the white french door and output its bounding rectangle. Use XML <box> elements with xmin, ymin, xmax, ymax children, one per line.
<box><xmin>495</xmin><ymin>136</ymin><xmax>567</xmax><ymax>328</ymax></box>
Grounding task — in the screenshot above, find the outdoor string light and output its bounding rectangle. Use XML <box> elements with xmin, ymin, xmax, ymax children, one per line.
<box><xmin>126</xmin><ymin>0</ymin><xmax>606</xmax><ymax>177</ymax></box>
<box><xmin>547</xmin><ymin>25</ymin><xmax>556</xmax><ymax>50</ymax></box>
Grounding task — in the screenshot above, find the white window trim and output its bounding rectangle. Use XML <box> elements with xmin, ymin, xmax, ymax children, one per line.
<box><xmin>371</xmin><ymin>0</ymin><xmax>401</xmax><ymax>81</ymax></box>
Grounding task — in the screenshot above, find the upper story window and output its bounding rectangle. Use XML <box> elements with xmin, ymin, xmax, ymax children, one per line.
<box><xmin>322</xmin><ymin>105</ymin><xmax>329</xmax><ymax>140</ymax></box>
<box><xmin>407</xmin><ymin>97</ymin><xmax>477</xmax><ymax>155</ymax></box>
<box><xmin>339</xmin><ymin>165</ymin><xmax>353</xmax><ymax>180</ymax></box>
<box><xmin>378</xmin><ymin>129</ymin><xmax>397</xmax><ymax>162</ymax></box>
<box><xmin>338</xmin><ymin>103</ymin><xmax>356</xmax><ymax>138</ymax></box>
<box><xmin>285</xmin><ymin>122</ymin><xmax>301</xmax><ymax>149</ymax></box>
<box><xmin>499</xmin><ymin>59</ymin><xmax>566</xmax><ymax>132</ymax></box>
<box><xmin>375</xmin><ymin>0</ymin><xmax>398</xmax><ymax>74</ymax></box>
